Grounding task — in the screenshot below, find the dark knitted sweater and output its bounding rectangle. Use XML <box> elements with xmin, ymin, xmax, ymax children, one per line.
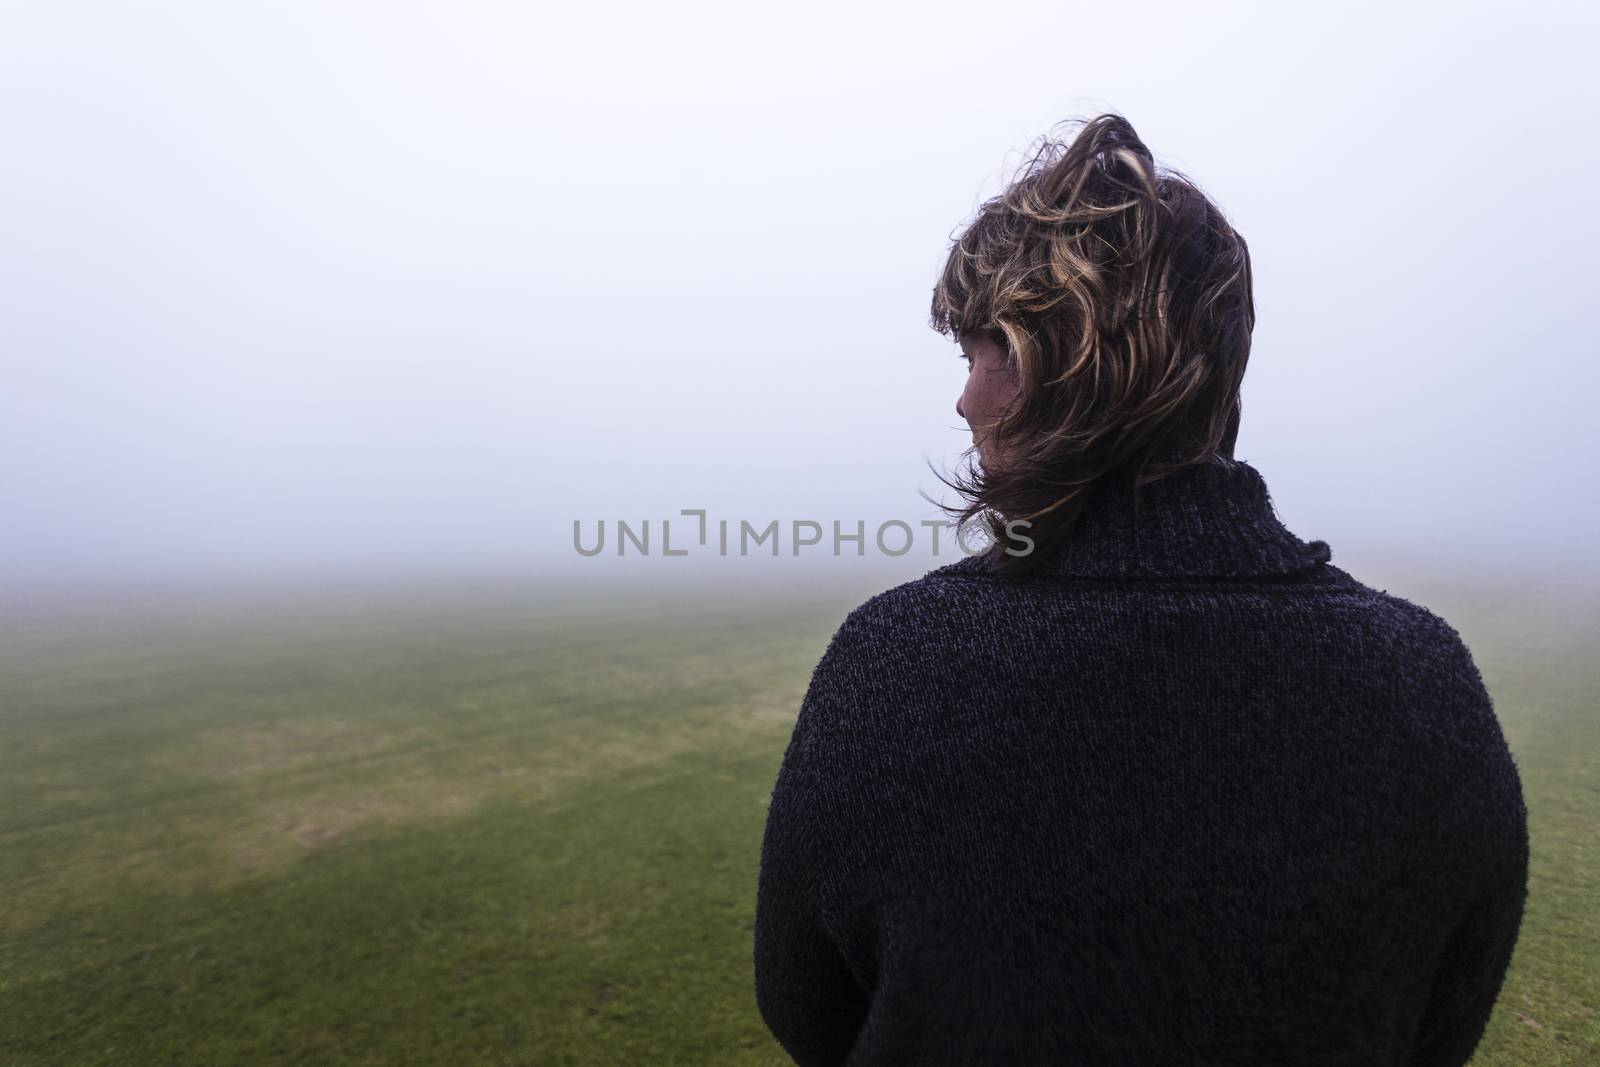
<box><xmin>754</xmin><ymin>456</ymin><xmax>1529</xmax><ymax>1066</ymax></box>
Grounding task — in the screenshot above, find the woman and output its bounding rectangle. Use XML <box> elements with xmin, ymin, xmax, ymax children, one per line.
<box><xmin>753</xmin><ymin>114</ymin><xmax>1529</xmax><ymax>1065</ymax></box>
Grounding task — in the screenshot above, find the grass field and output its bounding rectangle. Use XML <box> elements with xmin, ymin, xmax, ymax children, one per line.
<box><xmin>1</xmin><ymin>571</ymin><xmax>1595</xmax><ymax>1065</ymax></box>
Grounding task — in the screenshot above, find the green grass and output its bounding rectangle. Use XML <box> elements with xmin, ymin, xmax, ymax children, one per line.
<box><xmin>0</xmin><ymin>575</ymin><xmax>1595</xmax><ymax>1065</ymax></box>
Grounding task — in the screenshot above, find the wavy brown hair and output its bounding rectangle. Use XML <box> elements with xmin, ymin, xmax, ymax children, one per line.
<box><xmin>930</xmin><ymin>112</ymin><xmax>1255</xmax><ymax>576</ymax></box>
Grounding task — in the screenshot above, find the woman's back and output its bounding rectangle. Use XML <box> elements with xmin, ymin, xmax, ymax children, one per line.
<box><xmin>754</xmin><ymin>457</ymin><xmax>1529</xmax><ymax>1065</ymax></box>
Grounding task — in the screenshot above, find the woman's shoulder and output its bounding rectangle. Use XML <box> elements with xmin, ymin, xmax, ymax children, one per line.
<box><xmin>796</xmin><ymin>564</ymin><xmax>1019</xmax><ymax>739</ymax></box>
<box><xmin>814</xmin><ymin>558</ymin><xmax>1020</xmax><ymax>668</ymax></box>
<box><xmin>825</xmin><ymin>559</ymin><xmax>1456</xmax><ymax>674</ymax></box>
<box><xmin>844</xmin><ymin>555</ymin><xmax>1004</xmax><ymax>617</ymax></box>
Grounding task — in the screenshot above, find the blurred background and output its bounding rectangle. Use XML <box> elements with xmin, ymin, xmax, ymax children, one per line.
<box><xmin>2</xmin><ymin>2</ymin><xmax>1596</xmax><ymax>1064</ymax></box>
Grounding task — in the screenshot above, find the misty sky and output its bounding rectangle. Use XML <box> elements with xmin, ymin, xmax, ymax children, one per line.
<box><xmin>3</xmin><ymin>1</ymin><xmax>1596</xmax><ymax>589</ymax></box>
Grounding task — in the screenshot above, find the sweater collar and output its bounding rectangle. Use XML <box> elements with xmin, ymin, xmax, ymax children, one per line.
<box><xmin>985</xmin><ymin>454</ymin><xmax>1332</xmax><ymax>581</ymax></box>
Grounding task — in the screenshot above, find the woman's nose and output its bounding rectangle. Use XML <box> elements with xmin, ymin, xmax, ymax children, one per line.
<box><xmin>956</xmin><ymin>392</ymin><xmax>966</xmax><ymax>421</ymax></box>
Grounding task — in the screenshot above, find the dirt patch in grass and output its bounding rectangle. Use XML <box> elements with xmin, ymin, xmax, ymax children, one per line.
<box><xmin>223</xmin><ymin>775</ymin><xmax>480</xmax><ymax>873</ymax></box>
<box><xmin>5</xmin><ymin>679</ymin><xmax>807</xmax><ymax>939</ymax></box>
<box><xmin>173</xmin><ymin>717</ymin><xmax>432</xmax><ymax>780</ymax></box>
<box><xmin>218</xmin><ymin>694</ymin><xmax>798</xmax><ymax>877</ymax></box>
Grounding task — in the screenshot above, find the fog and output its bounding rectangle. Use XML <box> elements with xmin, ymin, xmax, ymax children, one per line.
<box><xmin>3</xmin><ymin>0</ymin><xmax>1596</xmax><ymax>597</ymax></box>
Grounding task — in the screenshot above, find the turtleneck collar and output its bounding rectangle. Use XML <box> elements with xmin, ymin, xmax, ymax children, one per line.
<box><xmin>954</xmin><ymin>454</ymin><xmax>1332</xmax><ymax>581</ymax></box>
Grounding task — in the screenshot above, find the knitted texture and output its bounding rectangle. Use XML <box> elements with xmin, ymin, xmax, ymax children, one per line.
<box><xmin>754</xmin><ymin>457</ymin><xmax>1529</xmax><ymax>1066</ymax></box>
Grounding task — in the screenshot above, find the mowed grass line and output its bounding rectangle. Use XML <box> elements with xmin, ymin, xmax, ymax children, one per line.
<box><xmin>3</xmin><ymin>757</ymin><xmax>795</xmax><ymax>1066</ymax></box>
<box><xmin>0</xmin><ymin>579</ymin><xmax>1596</xmax><ymax>1065</ymax></box>
<box><xmin>1</xmin><ymin>593</ymin><xmax>836</xmax><ymax>1065</ymax></box>
<box><xmin>1440</xmin><ymin>586</ymin><xmax>1600</xmax><ymax>1066</ymax></box>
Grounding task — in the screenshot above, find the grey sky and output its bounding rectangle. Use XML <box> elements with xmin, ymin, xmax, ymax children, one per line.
<box><xmin>3</xmin><ymin>1</ymin><xmax>1596</xmax><ymax>590</ymax></box>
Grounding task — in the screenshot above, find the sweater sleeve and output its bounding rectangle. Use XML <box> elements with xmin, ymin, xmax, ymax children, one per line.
<box><xmin>1401</xmin><ymin>613</ymin><xmax>1531</xmax><ymax>1067</ymax></box>
<box><xmin>1408</xmin><ymin>875</ymin><xmax>1528</xmax><ymax>1067</ymax></box>
<box><xmin>754</xmin><ymin>617</ymin><xmax>873</xmax><ymax>1066</ymax></box>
